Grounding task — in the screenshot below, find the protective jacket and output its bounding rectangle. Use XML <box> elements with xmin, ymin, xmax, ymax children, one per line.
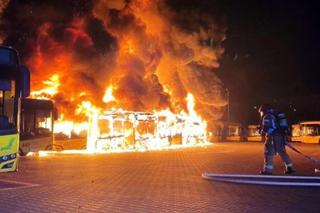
<box><xmin>261</xmin><ymin>112</ymin><xmax>278</xmax><ymax>136</ymax></box>
<box><xmin>260</xmin><ymin>110</ymin><xmax>293</xmax><ymax>173</ymax></box>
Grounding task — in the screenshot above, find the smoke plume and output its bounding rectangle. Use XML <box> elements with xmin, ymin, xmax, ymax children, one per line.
<box><xmin>0</xmin><ymin>0</ymin><xmax>227</xmax><ymax>129</ymax></box>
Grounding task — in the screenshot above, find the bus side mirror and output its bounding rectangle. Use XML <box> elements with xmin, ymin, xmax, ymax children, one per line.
<box><xmin>19</xmin><ymin>65</ymin><xmax>30</xmax><ymax>98</ymax></box>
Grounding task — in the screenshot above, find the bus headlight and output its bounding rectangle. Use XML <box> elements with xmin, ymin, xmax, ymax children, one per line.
<box><xmin>0</xmin><ymin>153</ymin><xmax>17</xmax><ymax>163</ymax></box>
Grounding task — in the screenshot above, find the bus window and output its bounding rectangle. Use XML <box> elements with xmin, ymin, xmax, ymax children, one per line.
<box><xmin>21</xmin><ymin>112</ymin><xmax>35</xmax><ymax>138</ymax></box>
<box><xmin>301</xmin><ymin>125</ymin><xmax>320</xmax><ymax>136</ymax></box>
<box><xmin>35</xmin><ymin>110</ymin><xmax>52</xmax><ymax>136</ymax></box>
<box><xmin>0</xmin><ymin>85</ymin><xmax>16</xmax><ymax>131</ymax></box>
<box><xmin>228</xmin><ymin>126</ymin><xmax>241</xmax><ymax>136</ymax></box>
<box><xmin>21</xmin><ymin>109</ymin><xmax>53</xmax><ymax>139</ymax></box>
<box><xmin>291</xmin><ymin>125</ymin><xmax>301</xmax><ymax>137</ymax></box>
<box><xmin>248</xmin><ymin>128</ymin><xmax>260</xmax><ymax>137</ymax></box>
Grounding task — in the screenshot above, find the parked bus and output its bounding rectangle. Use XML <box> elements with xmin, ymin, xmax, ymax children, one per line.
<box><xmin>296</xmin><ymin>121</ymin><xmax>320</xmax><ymax>144</ymax></box>
<box><xmin>246</xmin><ymin>125</ymin><xmax>263</xmax><ymax>142</ymax></box>
<box><xmin>225</xmin><ymin>123</ymin><xmax>243</xmax><ymax>142</ymax></box>
<box><xmin>19</xmin><ymin>98</ymin><xmax>56</xmax><ymax>155</ymax></box>
<box><xmin>0</xmin><ymin>45</ymin><xmax>30</xmax><ymax>172</ymax></box>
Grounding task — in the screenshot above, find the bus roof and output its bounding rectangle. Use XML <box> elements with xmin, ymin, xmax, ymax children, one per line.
<box><xmin>22</xmin><ymin>98</ymin><xmax>54</xmax><ymax>111</ymax></box>
<box><xmin>248</xmin><ymin>125</ymin><xmax>259</xmax><ymax>128</ymax></box>
<box><xmin>300</xmin><ymin>121</ymin><xmax>320</xmax><ymax>125</ymax></box>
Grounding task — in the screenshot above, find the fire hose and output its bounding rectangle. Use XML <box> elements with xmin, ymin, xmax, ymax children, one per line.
<box><xmin>285</xmin><ymin>142</ymin><xmax>320</xmax><ymax>172</ymax></box>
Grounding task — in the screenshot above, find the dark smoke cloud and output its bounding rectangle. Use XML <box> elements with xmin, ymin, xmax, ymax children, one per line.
<box><xmin>0</xmin><ymin>0</ymin><xmax>110</xmax><ymax>59</ymax></box>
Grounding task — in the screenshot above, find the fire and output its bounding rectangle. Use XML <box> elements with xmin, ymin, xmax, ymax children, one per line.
<box><xmin>125</xmin><ymin>40</ymin><xmax>135</xmax><ymax>54</ymax></box>
<box><xmin>2</xmin><ymin>0</ymin><xmax>228</xmax><ymax>155</ymax></box>
<box><xmin>85</xmin><ymin>93</ymin><xmax>208</xmax><ymax>153</ymax></box>
<box><xmin>163</xmin><ymin>85</ymin><xmax>172</xmax><ymax>96</ymax></box>
<box><xmin>30</xmin><ymin>74</ymin><xmax>60</xmax><ymax>100</ymax></box>
<box><xmin>54</xmin><ymin>119</ymin><xmax>88</xmax><ymax>139</ymax></box>
<box><xmin>103</xmin><ymin>85</ymin><xmax>116</xmax><ymax>103</ymax></box>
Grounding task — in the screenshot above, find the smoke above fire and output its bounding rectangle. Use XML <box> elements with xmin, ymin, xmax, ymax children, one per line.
<box><xmin>0</xmin><ymin>0</ymin><xmax>227</xmax><ymax>128</ymax></box>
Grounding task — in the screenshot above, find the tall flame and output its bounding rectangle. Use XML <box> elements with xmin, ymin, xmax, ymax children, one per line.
<box><xmin>103</xmin><ymin>85</ymin><xmax>116</xmax><ymax>103</ymax></box>
<box><xmin>30</xmin><ymin>74</ymin><xmax>60</xmax><ymax>100</ymax></box>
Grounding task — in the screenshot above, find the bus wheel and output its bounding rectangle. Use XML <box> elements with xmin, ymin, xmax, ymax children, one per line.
<box><xmin>45</xmin><ymin>144</ymin><xmax>64</xmax><ymax>151</ymax></box>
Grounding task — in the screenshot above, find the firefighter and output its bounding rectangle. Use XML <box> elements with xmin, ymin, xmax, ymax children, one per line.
<box><xmin>258</xmin><ymin>104</ymin><xmax>294</xmax><ymax>175</ymax></box>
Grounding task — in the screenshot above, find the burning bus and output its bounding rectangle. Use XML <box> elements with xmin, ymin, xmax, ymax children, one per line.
<box><xmin>86</xmin><ymin>96</ymin><xmax>208</xmax><ymax>153</ymax></box>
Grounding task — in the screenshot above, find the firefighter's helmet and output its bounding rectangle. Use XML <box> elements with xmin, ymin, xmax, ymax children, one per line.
<box><xmin>258</xmin><ymin>104</ymin><xmax>272</xmax><ymax>114</ymax></box>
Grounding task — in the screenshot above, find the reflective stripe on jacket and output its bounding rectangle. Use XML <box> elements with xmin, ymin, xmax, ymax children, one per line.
<box><xmin>261</xmin><ymin>113</ymin><xmax>277</xmax><ymax>136</ymax></box>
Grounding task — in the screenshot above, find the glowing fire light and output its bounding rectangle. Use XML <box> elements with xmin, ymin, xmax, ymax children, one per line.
<box><xmin>30</xmin><ymin>85</ymin><xmax>210</xmax><ymax>156</ymax></box>
<box><xmin>54</xmin><ymin>120</ymin><xmax>88</xmax><ymax>138</ymax></box>
<box><xmin>126</xmin><ymin>40</ymin><xmax>135</xmax><ymax>54</ymax></box>
<box><xmin>30</xmin><ymin>74</ymin><xmax>60</xmax><ymax>99</ymax></box>
<box><xmin>85</xmin><ymin>93</ymin><xmax>208</xmax><ymax>153</ymax></box>
<box><xmin>103</xmin><ymin>85</ymin><xmax>116</xmax><ymax>103</ymax></box>
<box><xmin>163</xmin><ymin>85</ymin><xmax>172</xmax><ymax>96</ymax></box>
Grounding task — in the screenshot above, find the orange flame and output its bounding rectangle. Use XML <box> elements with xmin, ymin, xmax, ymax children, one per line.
<box><xmin>30</xmin><ymin>74</ymin><xmax>60</xmax><ymax>100</ymax></box>
<box><xmin>103</xmin><ymin>85</ymin><xmax>116</xmax><ymax>103</ymax></box>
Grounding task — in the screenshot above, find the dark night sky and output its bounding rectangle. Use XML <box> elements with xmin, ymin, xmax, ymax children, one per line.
<box><xmin>3</xmin><ymin>0</ymin><xmax>320</xmax><ymax>125</ymax></box>
<box><xmin>213</xmin><ymin>0</ymin><xmax>320</xmax><ymax>124</ymax></box>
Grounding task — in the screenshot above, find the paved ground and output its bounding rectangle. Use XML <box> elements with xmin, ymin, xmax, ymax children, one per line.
<box><xmin>0</xmin><ymin>142</ymin><xmax>320</xmax><ymax>212</ymax></box>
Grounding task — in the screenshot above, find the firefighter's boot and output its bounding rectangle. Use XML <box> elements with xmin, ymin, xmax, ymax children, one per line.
<box><xmin>260</xmin><ymin>170</ymin><xmax>272</xmax><ymax>175</ymax></box>
<box><xmin>284</xmin><ymin>167</ymin><xmax>295</xmax><ymax>175</ymax></box>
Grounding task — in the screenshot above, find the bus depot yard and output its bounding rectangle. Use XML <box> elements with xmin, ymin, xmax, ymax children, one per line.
<box><xmin>1</xmin><ymin>36</ymin><xmax>320</xmax><ymax>213</ymax></box>
<box><xmin>0</xmin><ymin>142</ymin><xmax>320</xmax><ymax>212</ymax></box>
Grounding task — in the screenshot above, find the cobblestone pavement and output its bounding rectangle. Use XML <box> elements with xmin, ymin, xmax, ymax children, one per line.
<box><xmin>1</xmin><ymin>142</ymin><xmax>320</xmax><ymax>212</ymax></box>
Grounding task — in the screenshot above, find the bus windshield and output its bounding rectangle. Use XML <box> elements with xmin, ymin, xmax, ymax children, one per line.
<box><xmin>0</xmin><ymin>82</ymin><xmax>16</xmax><ymax>132</ymax></box>
<box><xmin>20</xmin><ymin>99</ymin><xmax>54</xmax><ymax>140</ymax></box>
<box><xmin>228</xmin><ymin>126</ymin><xmax>241</xmax><ymax>136</ymax></box>
<box><xmin>248</xmin><ymin>128</ymin><xmax>260</xmax><ymax>136</ymax></box>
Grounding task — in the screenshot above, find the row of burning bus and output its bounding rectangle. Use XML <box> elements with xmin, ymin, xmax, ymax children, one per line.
<box><xmin>224</xmin><ymin>122</ymin><xmax>320</xmax><ymax>143</ymax></box>
<box><xmin>18</xmin><ymin>103</ymin><xmax>209</xmax><ymax>154</ymax></box>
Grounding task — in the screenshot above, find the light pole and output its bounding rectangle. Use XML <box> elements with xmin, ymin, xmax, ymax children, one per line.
<box><xmin>226</xmin><ymin>88</ymin><xmax>230</xmax><ymax>121</ymax></box>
